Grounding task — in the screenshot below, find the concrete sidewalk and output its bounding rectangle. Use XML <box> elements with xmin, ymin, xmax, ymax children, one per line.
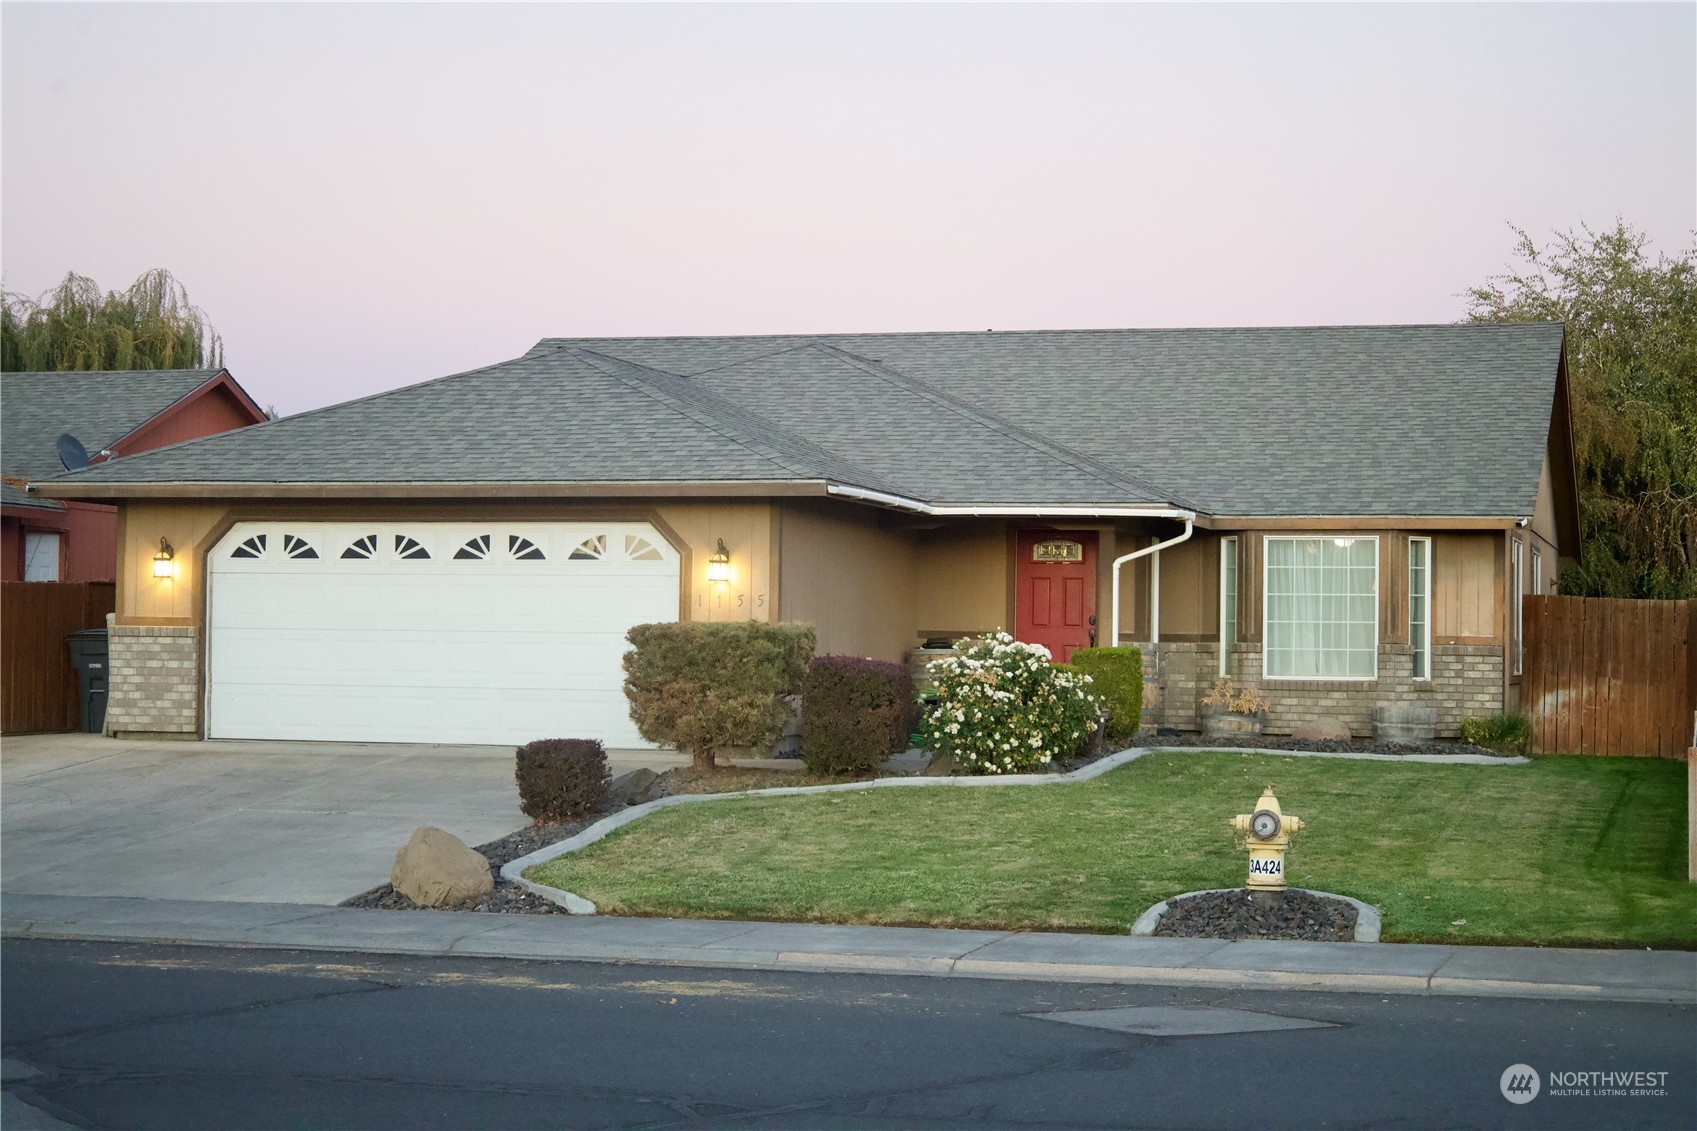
<box><xmin>5</xmin><ymin>893</ymin><xmax>1691</xmax><ymax>1006</ymax></box>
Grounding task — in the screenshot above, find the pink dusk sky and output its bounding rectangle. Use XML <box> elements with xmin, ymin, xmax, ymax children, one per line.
<box><xmin>3</xmin><ymin>2</ymin><xmax>1693</xmax><ymax>417</ymax></box>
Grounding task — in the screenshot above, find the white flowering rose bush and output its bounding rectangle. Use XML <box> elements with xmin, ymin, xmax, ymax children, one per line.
<box><xmin>918</xmin><ymin>633</ymin><xmax>1099</xmax><ymax>775</ymax></box>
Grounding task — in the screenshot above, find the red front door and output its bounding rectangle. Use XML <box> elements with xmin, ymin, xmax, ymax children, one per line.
<box><xmin>1014</xmin><ymin>530</ymin><xmax>1098</xmax><ymax>662</ymax></box>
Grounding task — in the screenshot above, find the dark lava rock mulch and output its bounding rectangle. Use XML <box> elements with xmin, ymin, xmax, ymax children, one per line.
<box><xmin>1154</xmin><ymin>888</ymin><xmax>1359</xmax><ymax>942</ymax></box>
<box><xmin>1136</xmin><ymin>732</ymin><xmax>1513</xmax><ymax>758</ymax></box>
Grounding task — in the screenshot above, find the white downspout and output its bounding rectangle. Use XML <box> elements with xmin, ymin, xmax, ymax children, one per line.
<box><xmin>1151</xmin><ymin>550</ymin><xmax>1161</xmax><ymax>644</ymax></box>
<box><xmin>1109</xmin><ymin>518</ymin><xmax>1195</xmax><ymax>650</ymax></box>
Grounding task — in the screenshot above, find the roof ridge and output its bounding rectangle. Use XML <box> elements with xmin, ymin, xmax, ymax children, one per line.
<box><xmin>535</xmin><ymin>321</ymin><xmax>1565</xmax><ymax>350</ymax></box>
<box><xmin>561</xmin><ymin>349</ymin><xmax>812</xmax><ymax>478</ymax></box>
<box><xmin>814</xmin><ymin>344</ymin><xmax>1199</xmax><ymax>510</ymax></box>
<box><xmin>563</xmin><ymin>348</ymin><xmax>904</xmax><ymax>495</ymax></box>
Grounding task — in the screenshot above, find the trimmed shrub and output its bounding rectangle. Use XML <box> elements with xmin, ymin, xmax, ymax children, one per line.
<box><xmin>1459</xmin><ymin>714</ymin><xmax>1534</xmax><ymax>756</ymax></box>
<box><xmin>919</xmin><ymin>632</ymin><xmax>1099</xmax><ymax>775</ymax></box>
<box><xmin>801</xmin><ymin>655</ymin><xmax>914</xmax><ymax>775</ymax></box>
<box><xmin>1068</xmin><ymin>646</ymin><xmax>1143</xmax><ymax>744</ymax></box>
<box><xmin>623</xmin><ymin>621</ymin><xmax>816</xmax><ymax>770</ymax></box>
<box><xmin>515</xmin><ymin>738</ymin><xmax>610</xmax><ymax>823</ymax></box>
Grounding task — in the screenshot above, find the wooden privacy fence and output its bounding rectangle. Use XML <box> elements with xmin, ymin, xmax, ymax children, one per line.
<box><xmin>1521</xmin><ymin>595</ymin><xmax>1695</xmax><ymax>757</ymax></box>
<box><xmin>2</xmin><ymin>581</ymin><xmax>116</xmax><ymax>734</ymax></box>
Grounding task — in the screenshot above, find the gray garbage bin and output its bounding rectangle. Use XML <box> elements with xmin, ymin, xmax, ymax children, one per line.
<box><xmin>66</xmin><ymin>628</ymin><xmax>109</xmax><ymax>734</ymax></box>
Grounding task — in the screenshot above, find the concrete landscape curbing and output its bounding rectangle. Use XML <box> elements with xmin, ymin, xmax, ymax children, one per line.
<box><xmin>502</xmin><ymin>744</ymin><xmax>1529</xmax><ymax>913</ymax></box>
<box><xmin>1129</xmin><ymin>888</ymin><xmax>1384</xmax><ymax>943</ymax></box>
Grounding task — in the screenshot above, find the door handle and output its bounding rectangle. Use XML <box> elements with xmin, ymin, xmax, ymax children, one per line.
<box><xmin>1089</xmin><ymin>628</ymin><xmax>1097</xmax><ymax>646</ymax></box>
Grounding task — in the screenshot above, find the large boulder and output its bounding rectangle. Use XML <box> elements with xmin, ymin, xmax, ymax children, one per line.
<box><xmin>391</xmin><ymin>826</ymin><xmax>493</xmax><ymax>907</ymax></box>
<box><xmin>609</xmin><ymin>768</ymin><xmax>659</xmax><ymax>807</ymax></box>
<box><xmin>1291</xmin><ymin>718</ymin><xmax>1352</xmax><ymax>742</ymax></box>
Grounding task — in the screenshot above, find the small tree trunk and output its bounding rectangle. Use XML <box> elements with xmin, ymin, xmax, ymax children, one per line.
<box><xmin>691</xmin><ymin>745</ymin><xmax>718</xmax><ymax>771</ymax></box>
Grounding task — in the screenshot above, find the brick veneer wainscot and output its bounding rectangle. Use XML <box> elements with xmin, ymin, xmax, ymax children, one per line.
<box><xmin>106</xmin><ymin>620</ymin><xmax>199</xmax><ymax>736</ymax></box>
<box><xmin>1142</xmin><ymin>642</ymin><xmax>1504</xmax><ymax>739</ymax></box>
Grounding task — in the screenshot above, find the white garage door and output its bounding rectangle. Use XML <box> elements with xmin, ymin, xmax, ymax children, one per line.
<box><xmin>207</xmin><ymin>521</ymin><xmax>679</xmax><ymax>747</ymax></box>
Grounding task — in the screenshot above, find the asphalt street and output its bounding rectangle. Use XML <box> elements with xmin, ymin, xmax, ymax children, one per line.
<box><xmin>4</xmin><ymin>940</ymin><xmax>1693</xmax><ymax>1130</ymax></box>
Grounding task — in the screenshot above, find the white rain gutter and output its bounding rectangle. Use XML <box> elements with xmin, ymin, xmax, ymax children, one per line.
<box><xmin>825</xmin><ymin>484</ymin><xmax>1195</xmax><ymax>521</ymax></box>
<box><xmin>828</xmin><ymin>482</ymin><xmax>1197</xmax><ymax>650</ymax></box>
<box><xmin>1110</xmin><ymin>517</ymin><xmax>1195</xmax><ymax>649</ymax></box>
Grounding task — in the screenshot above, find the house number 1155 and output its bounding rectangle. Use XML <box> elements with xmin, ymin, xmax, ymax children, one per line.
<box><xmin>696</xmin><ymin>593</ymin><xmax>766</xmax><ymax>610</ymax></box>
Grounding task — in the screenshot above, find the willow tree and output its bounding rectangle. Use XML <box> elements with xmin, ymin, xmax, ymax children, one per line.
<box><xmin>1</xmin><ymin>268</ymin><xmax>224</xmax><ymax>372</ymax></box>
<box><xmin>1465</xmin><ymin>220</ymin><xmax>1696</xmax><ymax>599</ymax></box>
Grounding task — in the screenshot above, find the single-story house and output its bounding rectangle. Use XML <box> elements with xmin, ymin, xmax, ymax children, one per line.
<box><xmin>29</xmin><ymin>324</ymin><xmax>1578</xmax><ymax>747</ymax></box>
<box><xmin>2</xmin><ymin>368</ymin><xmax>268</xmax><ymax>582</ymax></box>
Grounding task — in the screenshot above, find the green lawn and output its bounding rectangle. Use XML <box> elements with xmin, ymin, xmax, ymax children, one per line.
<box><xmin>528</xmin><ymin>752</ymin><xmax>1697</xmax><ymax>947</ymax></box>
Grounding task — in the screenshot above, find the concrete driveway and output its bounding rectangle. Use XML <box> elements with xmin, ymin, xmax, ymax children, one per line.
<box><xmin>1</xmin><ymin>734</ymin><xmax>686</xmax><ymax>905</ymax></box>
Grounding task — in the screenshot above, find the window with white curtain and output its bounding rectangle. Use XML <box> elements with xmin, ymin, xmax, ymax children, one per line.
<box><xmin>1264</xmin><ymin>536</ymin><xmax>1379</xmax><ymax>679</ymax></box>
<box><xmin>1409</xmin><ymin>537</ymin><xmax>1431</xmax><ymax>680</ymax></box>
<box><xmin>1220</xmin><ymin>536</ymin><xmax>1237</xmax><ymax>675</ymax></box>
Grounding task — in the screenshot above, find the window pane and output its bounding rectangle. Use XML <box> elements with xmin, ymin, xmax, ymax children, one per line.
<box><xmin>1265</xmin><ymin>536</ymin><xmax>1378</xmax><ymax>678</ymax></box>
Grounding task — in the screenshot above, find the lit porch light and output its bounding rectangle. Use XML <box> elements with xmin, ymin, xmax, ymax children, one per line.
<box><xmin>706</xmin><ymin>538</ymin><xmax>732</xmax><ymax>583</ymax></box>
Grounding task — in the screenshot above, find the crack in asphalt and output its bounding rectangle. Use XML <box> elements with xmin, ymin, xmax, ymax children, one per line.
<box><xmin>6</xmin><ymin>979</ymin><xmax>402</xmax><ymax>1051</ymax></box>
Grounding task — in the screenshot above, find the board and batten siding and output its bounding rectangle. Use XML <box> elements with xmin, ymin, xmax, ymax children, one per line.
<box><xmin>777</xmin><ymin>498</ymin><xmax>915</xmax><ymax>662</ymax></box>
<box><xmin>1433</xmin><ymin>531</ymin><xmax>1501</xmax><ymax>642</ymax></box>
<box><xmin>1151</xmin><ymin>532</ymin><xmax>1219</xmax><ymax>640</ymax></box>
<box><xmin>914</xmin><ymin>522</ymin><xmax>1007</xmax><ymax>638</ymax></box>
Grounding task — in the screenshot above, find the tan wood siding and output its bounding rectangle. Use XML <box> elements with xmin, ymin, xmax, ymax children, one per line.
<box><xmin>914</xmin><ymin>522</ymin><xmax>1007</xmax><ymax>636</ymax></box>
<box><xmin>778</xmin><ymin>499</ymin><xmax>916</xmax><ymax>661</ymax></box>
<box><xmin>1380</xmin><ymin>531</ymin><xmax>1408</xmax><ymax>646</ymax></box>
<box><xmin>1433</xmin><ymin>531</ymin><xmax>1500</xmax><ymax>642</ymax></box>
<box><xmin>1155</xmin><ymin>533</ymin><xmax>1218</xmax><ymax>639</ymax></box>
<box><xmin>115</xmin><ymin>498</ymin><xmax>777</xmax><ymax>627</ymax></box>
<box><xmin>1239</xmin><ymin>532</ymin><xmax>1263</xmax><ymax>644</ymax></box>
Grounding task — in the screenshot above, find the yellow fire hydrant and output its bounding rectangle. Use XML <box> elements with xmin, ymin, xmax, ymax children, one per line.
<box><xmin>1230</xmin><ymin>786</ymin><xmax>1304</xmax><ymax>892</ymax></box>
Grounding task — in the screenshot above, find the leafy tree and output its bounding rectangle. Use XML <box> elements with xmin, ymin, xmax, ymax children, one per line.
<box><xmin>2</xmin><ymin>268</ymin><xmax>224</xmax><ymax>372</ymax></box>
<box><xmin>1465</xmin><ymin>220</ymin><xmax>1696</xmax><ymax>599</ymax></box>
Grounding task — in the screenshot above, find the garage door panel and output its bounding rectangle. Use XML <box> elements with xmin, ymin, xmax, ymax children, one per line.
<box><xmin>208</xmin><ymin>521</ymin><xmax>679</xmax><ymax>747</ymax></box>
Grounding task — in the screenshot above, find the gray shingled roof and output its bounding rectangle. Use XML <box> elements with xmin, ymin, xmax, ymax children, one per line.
<box><xmin>35</xmin><ymin>325</ymin><xmax>1565</xmax><ymax>517</ymax></box>
<box><xmin>2</xmin><ymin>369</ymin><xmax>227</xmax><ymax>480</ymax></box>
<box><xmin>1</xmin><ymin>480</ymin><xmax>62</xmax><ymax>511</ymax></box>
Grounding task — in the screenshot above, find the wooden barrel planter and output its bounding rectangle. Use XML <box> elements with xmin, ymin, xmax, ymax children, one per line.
<box><xmin>1373</xmin><ymin>704</ymin><xmax>1437</xmax><ymax>742</ymax></box>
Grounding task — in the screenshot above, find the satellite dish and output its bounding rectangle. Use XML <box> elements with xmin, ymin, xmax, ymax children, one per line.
<box><xmin>56</xmin><ymin>433</ymin><xmax>90</xmax><ymax>471</ymax></box>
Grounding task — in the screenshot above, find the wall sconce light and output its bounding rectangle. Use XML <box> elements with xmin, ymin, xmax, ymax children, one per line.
<box><xmin>706</xmin><ymin>538</ymin><xmax>731</xmax><ymax>583</ymax></box>
<box><xmin>152</xmin><ymin>537</ymin><xmax>176</xmax><ymax>579</ymax></box>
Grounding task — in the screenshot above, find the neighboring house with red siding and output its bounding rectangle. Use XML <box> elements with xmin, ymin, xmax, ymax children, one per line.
<box><xmin>1</xmin><ymin>369</ymin><xmax>268</xmax><ymax>582</ymax></box>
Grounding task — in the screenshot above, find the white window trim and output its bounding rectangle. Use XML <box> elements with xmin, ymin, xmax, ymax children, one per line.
<box><xmin>1409</xmin><ymin>536</ymin><xmax>1432</xmax><ymax>682</ymax></box>
<box><xmin>1511</xmin><ymin>539</ymin><xmax>1525</xmax><ymax>676</ymax></box>
<box><xmin>1219</xmin><ymin>536</ymin><xmax>1238</xmax><ymax>676</ymax></box>
<box><xmin>1261</xmin><ymin>534</ymin><xmax>1380</xmax><ymax>682</ymax></box>
<box><xmin>1531</xmin><ymin>546</ymin><xmax>1542</xmax><ymax>596</ymax></box>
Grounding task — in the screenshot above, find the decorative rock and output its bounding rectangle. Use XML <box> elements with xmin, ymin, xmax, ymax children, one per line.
<box><xmin>608</xmin><ymin>768</ymin><xmax>659</xmax><ymax>806</ymax></box>
<box><xmin>391</xmin><ymin>826</ymin><xmax>493</xmax><ymax>907</ymax></box>
<box><xmin>1292</xmin><ymin>718</ymin><xmax>1352</xmax><ymax>742</ymax></box>
<box><xmin>1153</xmin><ymin>888</ymin><xmax>1358</xmax><ymax>942</ymax></box>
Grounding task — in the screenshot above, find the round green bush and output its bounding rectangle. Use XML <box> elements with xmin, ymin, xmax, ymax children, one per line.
<box><xmin>919</xmin><ymin>633</ymin><xmax>1099</xmax><ymax>775</ymax></box>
